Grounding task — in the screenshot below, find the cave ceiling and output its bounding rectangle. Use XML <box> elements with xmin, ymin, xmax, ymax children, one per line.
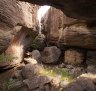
<box><xmin>19</xmin><ymin>0</ymin><xmax>96</xmax><ymax>20</ymax></box>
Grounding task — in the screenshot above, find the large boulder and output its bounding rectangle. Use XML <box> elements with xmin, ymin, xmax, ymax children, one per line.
<box><xmin>41</xmin><ymin>46</ymin><xmax>61</xmax><ymax>63</ymax></box>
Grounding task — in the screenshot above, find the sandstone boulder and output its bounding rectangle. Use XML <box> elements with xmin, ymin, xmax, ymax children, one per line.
<box><xmin>64</xmin><ymin>49</ymin><xmax>85</xmax><ymax>65</ymax></box>
<box><xmin>41</xmin><ymin>46</ymin><xmax>61</xmax><ymax>63</ymax></box>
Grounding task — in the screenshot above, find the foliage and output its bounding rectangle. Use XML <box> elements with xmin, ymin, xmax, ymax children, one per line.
<box><xmin>40</xmin><ymin>67</ymin><xmax>74</xmax><ymax>82</ymax></box>
<box><xmin>30</xmin><ymin>35</ymin><xmax>43</xmax><ymax>49</ymax></box>
<box><xmin>0</xmin><ymin>54</ymin><xmax>18</xmax><ymax>62</ymax></box>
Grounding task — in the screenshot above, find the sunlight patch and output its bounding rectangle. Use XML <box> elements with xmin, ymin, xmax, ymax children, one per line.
<box><xmin>37</xmin><ymin>5</ymin><xmax>50</xmax><ymax>33</ymax></box>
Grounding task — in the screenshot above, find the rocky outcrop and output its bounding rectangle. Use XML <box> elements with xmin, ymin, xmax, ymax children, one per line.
<box><xmin>0</xmin><ymin>0</ymin><xmax>39</xmax><ymax>53</ymax></box>
<box><xmin>19</xmin><ymin>0</ymin><xmax>96</xmax><ymax>20</ymax></box>
<box><xmin>0</xmin><ymin>0</ymin><xmax>39</xmax><ymax>28</ymax></box>
<box><xmin>43</xmin><ymin>7</ymin><xmax>96</xmax><ymax>49</ymax></box>
<box><xmin>3</xmin><ymin>26</ymin><xmax>38</xmax><ymax>69</ymax></box>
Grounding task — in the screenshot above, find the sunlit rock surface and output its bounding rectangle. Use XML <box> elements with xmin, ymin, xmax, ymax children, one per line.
<box><xmin>43</xmin><ymin>7</ymin><xmax>96</xmax><ymax>49</ymax></box>
<box><xmin>5</xmin><ymin>26</ymin><xmax>38</xmax><ymax>67</ymax></box>
<box><xmin>0</xmin><ymin>0</ymin><xmax>39</xmax><ymax>53</ymax></box>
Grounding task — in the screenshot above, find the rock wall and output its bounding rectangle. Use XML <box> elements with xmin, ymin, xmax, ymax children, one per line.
<box><xmin>5</xmin><ymin>26</ymin><xmax>38</xmax><ymax>66</ymax></box>
<box><xmin>43</xmin><ymin>7</ymin><xmax>96</xmax><ymax>49</ymax></box>
<box><xmin>0</xmin><ymin>0</ymin><xmax>39</xmax><ymax>53</ymax></box>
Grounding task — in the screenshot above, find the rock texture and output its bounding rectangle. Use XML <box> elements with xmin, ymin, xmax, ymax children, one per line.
<box><xmin>22</xmin><ymin>64</ymin><xmax>42</xmax><ymax>79</ymax></box>
<box><xmin>0</xmin><ymin>0</ymin><xmax>39</xmax><ymax>53</ymax></box>
<box><xmin>41</xmin><ymin>46</ymin><xmax>61</xmax><ymax>63</ymax></box>
<box><xmin>43</xmin><ymin>7</ymin><xmax>96</xmax><ymax>49</ymax></box>
<box><xmin>64</xmin><ymin>49</ymin><xmax>85</xmax><ymax>65</ymax></box>
<box><xmin>0</xmin><ymin>0</ymin><xmax>38</xmax><ymax>28</ymax></box>
<box><xmin>64</xmin><ymin>73</ymin><xmax>96</xmax><ymax>91</ymax></box>
<box><xmin>23</xmin><ymin>76</ymin><xmax>51</xmax><ymax>90</ymax></box>
<box><xmin>31</xmin><ymin>50</ymin><xmax>41</xmax><ymax>61</ymax></box>
<box><xmin>19</xmin><ymin>0</ymin><xmax>96</xmax><ymax>20</ymax></box>
<box><xmin>2</xmin><ymin>26</ymin><xmax>38</xmax><ymax>69</ymax></box>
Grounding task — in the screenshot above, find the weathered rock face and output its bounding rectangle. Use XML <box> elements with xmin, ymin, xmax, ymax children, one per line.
<box><xmin>0</xmin><ymin>0</ymin><xmax>23</xmax><ymax>28</ymax></box>
<box><xmin>19</xmin><ymin>0</ymin><xmax>96</xmax><ymax>20</ymax></box>
<box><xmin>5</xmin><ymin>26</ymin><xmax>38</xmax><ymax>67</ymax></box>
<box><xmin>0</xmin><ymin>0</ymin><xmax>39</xmax><ymax>53</ymax></box>
<box><xmin>18</xmin><ymin>1</ymin><xmax>39</xmax><ymax>28</ymax></box>
<box><xmin>0</xmin><ymin>0</ymin><xmax>38</xmax><ymax>28</ymax></box>
<box><xmin>43</xmin><ymin>7</ymin><xmax>96</xmax><ymax>49</ymax></box>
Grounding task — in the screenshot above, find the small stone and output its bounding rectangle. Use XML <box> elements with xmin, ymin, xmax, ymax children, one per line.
<box><xmin>66</xmin><ymin>65</ymin><xmax>73</xmax><ymax>69</ymax></box>
<box><xmin>24</xmin><ymin>57</ymin><xmax>37</xmax><ymax>64</ymax></box>
<box><xmin>51</xmin><ymin>77</ymin><xmax>60</xmax><ymax>87</ymax></box>
<box><xmin>60</xmin><ymin>81</ymin><xmax>69</xmax><ymax>88</ymax></box>
<box><xmin>32</xmin><ymin>50</ymin><xmax>41</xmax><ymax>61</ymax></box>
